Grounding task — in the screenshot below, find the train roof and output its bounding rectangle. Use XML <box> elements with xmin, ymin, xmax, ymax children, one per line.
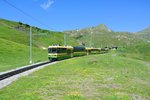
<box><xmin>85</xmin><ymin>47</ymin><xmax>101</xmax><ymax>50</ymax></box>
<box><xmin>48</xmin><ymin>45</ymin><xmax>101</xmax><ymax>50</ymax></box>
<box><xmin>48</xmin><ymin>45</ymin><xmax>73</xmax><ymax>49</ymax></box>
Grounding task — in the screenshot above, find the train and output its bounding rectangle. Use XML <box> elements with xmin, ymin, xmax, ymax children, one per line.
<box><xmin>48</xmin><ymin>45</ymin><xmax>110</xmax><ymax>61</ymax></box>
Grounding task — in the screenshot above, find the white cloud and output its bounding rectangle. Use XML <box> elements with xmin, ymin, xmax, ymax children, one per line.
<box><xmin>40</xmin><ymin>0</ymin><xmax>54</xmax><ymax>10</ymax></box>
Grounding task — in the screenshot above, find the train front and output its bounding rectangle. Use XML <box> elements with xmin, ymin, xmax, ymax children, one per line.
<box><xmin>48</xmin><ymin>45</ymin><xmax>73</xmax><ymax>61</ymax></box>
<box><xmin>48</xmin><ymin>46</ymin><xmax>58</xmax><ymax>61</ymax></box>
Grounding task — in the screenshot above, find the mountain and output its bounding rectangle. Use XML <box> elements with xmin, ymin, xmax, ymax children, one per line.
<box><xmin>64</xmin><ymin>24</ymin><xmax>150</xmax><ymax>61</ymax></box>
<box><xmin>64</xmin><ymin>24</ymin><xmax>145</xmax><ymax>48</ymax></box>
<box><xmin>0</xmin><ymin>18</ymin><xmax>78</xmax><ymax>72</ymax></box>
<box><xmin>136</xmin><ymin>27</ymin><xmax>150</xmax><ymax>41</ymax></box>
<box><xmin>138</xmin><ymin>27</ymin><xmax>150</xmax><ymax>34</ymax></box>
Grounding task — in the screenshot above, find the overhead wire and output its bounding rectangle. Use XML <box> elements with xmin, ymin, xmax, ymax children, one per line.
<box><xmin>2</xmin><ymin>0</ymin><xmax>50</xmax><ymax>29</ymax></box>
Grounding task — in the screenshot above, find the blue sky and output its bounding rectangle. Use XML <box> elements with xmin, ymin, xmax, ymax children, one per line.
<box><xmin>0</xmin><ymin>0</ymin><xmax>150</xmax><ymax>32</ymax></box>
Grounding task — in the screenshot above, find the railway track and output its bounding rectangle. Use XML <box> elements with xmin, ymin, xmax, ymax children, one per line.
<box><xmin>0</xmin><ymin>61</ymin><xmax>51</xmax><ymax>81</ymax></box>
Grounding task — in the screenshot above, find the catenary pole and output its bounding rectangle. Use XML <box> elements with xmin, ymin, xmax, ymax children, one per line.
<box><xmin>64</xmin><ymin>33</ymin><xmax>66</xmax><ymax>46</ymax></box>
<box><xmin>30</xmin><ymin>26</ymin><xmax>32</xmax><ymax>64</ymax></box>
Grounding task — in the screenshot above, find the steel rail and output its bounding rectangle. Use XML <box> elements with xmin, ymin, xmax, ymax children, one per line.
<box><xmin>0</xmin><ymin>61</ymin><xmax>51</xmax><ymax>81</ymax></box>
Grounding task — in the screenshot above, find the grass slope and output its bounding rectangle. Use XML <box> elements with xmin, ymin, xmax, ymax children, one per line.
<box><xmin>136</xmin><ymin>27</ymin><xmax>150</xmax><ymax>41</ymax></box>
<box><xmin>118</xmin><ymin>43</ymin><xmax>150</xmax><ymax>61</ymax></box>
<box><xmin>0</xmin><ymin>18</ymin><xmax>78</xmax><ymax>47</ymax></box>
<box><xmin>0</xmin><ymin>38</ymin><xmax>47</xmax><ymax>72</ymax></box>
<box><xmin>0</xmin><ymin>54</ymin><xmax>149</xmax><ymax>99</ymax></box>
<box><xmin>0</xmin><ymin>18</ymin><xmax>78</xmax><ymax>72</ymax></box>
<box><xmin>137</xmin><ymin>27</ymin><xmax>150</xmax><ymax>34</ymax></box>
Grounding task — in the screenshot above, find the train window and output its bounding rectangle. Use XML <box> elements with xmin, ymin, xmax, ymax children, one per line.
<box><xmin>57</xmin><ymin>48</ymin><xmax>66</xmax><ymax>53</ymax></box>
<box><xmin>48</xmin><ymin>48</ymin><xmax>57</xmax><ymax>53</ymax></box>
<box><xmin>73</xmin><ymin>46</ymin><xmax>85</xmax><ymax>52</ymax></box>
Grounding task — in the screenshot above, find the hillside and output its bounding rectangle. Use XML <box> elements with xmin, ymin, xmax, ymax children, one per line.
<box><xmin>136</xmin><ymin>27</ymin><xmax>150</xmax><ymax>41</ymax></box>
<box><xmin>137</xmin><ymin>27</ymin><xmax>150</xmax><ymax>34</ymax></box>
<box><xmin>0</xmin><ymin>18</ymin><xmax>78</xmax><ymax>72</ymax></box>
<box><xmin>0</xmin><ymin>54</ymin><xmax>149</xmax><ymax>99</ymax></box>
<box><xmin>0</xmin><ymin>38</ymin><xmax>47</xmax><ymax>71</ymax></box>
<box><xmin>64</xmin><ymin>24</ymin><xmax>145</xmax><ymax>47</ymax></box>
<box><xmin>0</xmin><ymin>18</ymin><xmax>78</xmax><ymax>47</ymax></box>
<box><xmin>65</xmin><ymin>24</ymin><xmax>150</xmax><ymax>61</ymax></box>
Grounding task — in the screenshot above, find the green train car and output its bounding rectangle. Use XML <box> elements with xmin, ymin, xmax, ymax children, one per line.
<box><xmin>48</xmin><ymin>45</ymin><xmax>104</xmax><ymax>61</ymax></box>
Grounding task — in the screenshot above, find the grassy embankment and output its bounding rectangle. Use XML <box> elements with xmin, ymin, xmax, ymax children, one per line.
<box><xmin>0</xmin><ymin>19</ymin><xmax>78</xmax><ymax>72</ymax></box>
<box><xmin>118</xmin><ymin>43</ymin><xmax>150</xmax><ymax>61</ymax></box>
<box><xmin>0</xmin><ymin>53</ymin><xmax>149</xmax><ymax>99</ymax></box>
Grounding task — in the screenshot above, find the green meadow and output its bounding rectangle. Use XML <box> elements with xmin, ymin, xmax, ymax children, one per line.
<box><xmin>0</xmin><ymin>53</ymin><xmax>149</xmax><ymax>99</ymax></box>
<box><xmin>0</xmin><ymin>19</ymin><xmax>78</xmax><ymax>72</ymax></box>
<box><xmin>0</xmin><ymin>38</ymin><xmax>47</xmax><ymax>72</ymax></box>
<box><xmin>0</xmin><ymin>18</ymin><xmax>149</xmax><ymax>100</ymax></box>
